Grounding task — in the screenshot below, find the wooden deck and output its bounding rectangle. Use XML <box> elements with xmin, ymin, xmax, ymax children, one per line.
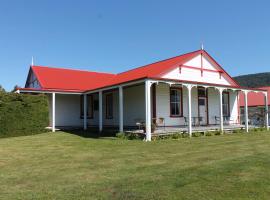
<box><xmin>154</xmin><ymin>124</ymin><xmax>247</xmax><ymax>134</ymax></box>
<box><xmin>126</xmin><ymin>124</ymin><xmax>253</xmax><ymax>136</ymax></box>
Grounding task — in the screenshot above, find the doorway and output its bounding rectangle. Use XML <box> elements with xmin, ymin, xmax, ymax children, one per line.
<box><xmin>197</xmin><ymin>87</ymin><xmax>208</xmax><ymax>125</ymax></box>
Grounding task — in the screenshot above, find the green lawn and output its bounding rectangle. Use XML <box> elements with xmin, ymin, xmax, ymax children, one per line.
<box><xmin>1</xmin><ymin>131</ymin><xmax>270</xmax><ymax>200</ymax></box>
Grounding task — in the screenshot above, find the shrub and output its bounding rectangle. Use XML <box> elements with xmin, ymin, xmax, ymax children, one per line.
<box><xmin>232</xmin><ymin>129</ymin><xmax>244</xmax><ymax>134</ymax></box>
<box><xmin>0</xmin><ymin>93</ymin><xmax>49</xmax><ymax>138</ymax></box>
<box><xmin>214</xmin><ymin>131</ymin><xmax>222</xmax><ymax>135</ymax></box>
<box><xmin>192</xmin><ymin>132</ymin><xmax>202</xmax><ymax>137</ymax></box>
<box><xmin>116</xmin><ymin>132</ymin><xmax>126</xmax><ymax>139</ymax></box>
<box><xmin>116</xmin><ymin>132</ymin><xmax>143</xmax><ymax>140</ymax></box>
<box><xmin>182</xmin><ymin>132</ymin><xmax>190</xmax><ymax>138</ymax></box>
<box><xmin>205</xmin><ymin>131</ymin><xmax>214</xmax><ymax>136</ymax></box>
<box><xmin>171</xmin><ymin>133</ymin><xmax>182</xmax><ymax>139</ymax></box>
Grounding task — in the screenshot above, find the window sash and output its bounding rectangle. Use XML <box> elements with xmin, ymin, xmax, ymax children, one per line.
<box><xmin>106</xmin><ymin>94</ymin><xmax>113</xmax><ymax>119</ymax></box>
<box><xmin>170</xmin><ymin>88</ymin><xmax>182</xmax><ymax>116</ymax></box>
<box><xmin>222</xmin><ymin>92</ymin><xmax>230</xmax><ymax>117</ymax></box>
<box><xmin>80</xmin><ymin>95</ymin><xmax>94</xmax><ymax>119</ymax></box>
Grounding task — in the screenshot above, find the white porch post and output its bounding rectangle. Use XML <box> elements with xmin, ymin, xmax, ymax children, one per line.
<box><xmin>83</xmin><ymin>94</ymin><xmax>87</xmax><ymax>130</ymax></box>
<box><xmin>243</xmin><ymin>90</ymin><xmax>249</xmax><ymax>132</ymax></box>
<box><xmin>218</xmin><ymin>88</ymin><xmax>224</xmax><ymax>134</ymax></box>
<box><xmin>52</xmin><ymin>92</ymin><xmax>56</xmax><ymax>132</ymax></box>
<box><xmin>99</xmin><ymin>91</ymin><xmax>103</xmax><ymax>132</ymax></box>
<box><xmin>187</xmin><ymin>85</ymin><xmax>192</xmax><ymax>137</ymax></box>
<box><xmin>145</xmin><ymin>80</ymin><xmax>151</xmax><ymax>141</ymax></box>
<box><xmin>119</xmin><ymin>86</ymin><xmax>124</xmax><ymax>132</ymax></box>
<box><xmin>183</xmin><ymin>84</ymin><xmax>193</xmax><ymax>137</ymax></box>
<box><xmin>264</xmin><ymin>92</ymin><xmax>269</xmax><ymax>130</ymax></box>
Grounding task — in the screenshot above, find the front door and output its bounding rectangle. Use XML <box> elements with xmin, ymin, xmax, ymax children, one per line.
<box><xmin>198</xmin><ymin>88</ymin><xmax>208</xmax><ymax>125</ymax></box>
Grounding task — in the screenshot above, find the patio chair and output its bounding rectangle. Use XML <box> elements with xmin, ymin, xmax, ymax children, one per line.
<box><xmin>184</xmin><ymin>117</ymin><xmax>195</xmax><ymax>126</ymax></box>
<box><xmin>154</xmin><ymin>117</ymin><xmax>165</xmax><ymax>130</ymax></box>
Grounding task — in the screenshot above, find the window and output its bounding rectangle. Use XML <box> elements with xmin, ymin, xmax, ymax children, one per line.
<box><xmin>106</xmin><ymin>93</ymin><xmax>113</xmax><ymax>119</ymax></box>
<box><xmin>198</xmin><ymin>87</ymin><xmax>206</xmax><ymax>97</ymax></box>
<box><xmin>87</xmin><ymin>95</ymin><xmax>94</xmax><ymax>118</ymax></box>
<box><xmin>170</xmin><ymin>88</ymin><xmax>183</xmax><ymax>117</ymax></box>
<box><xmin>222</xmin><ymin>92</ymin><xmax>230</xmax><ymax>117</ymax></box>
<box><xmin>198</xmin><ymin>98</ymin><xmax>205</xmax><ymax>106</ymax></box>
<box><xmin>80</xmin><ymin>95</ymin><xmax>94</xmax><ymax>119</ymax></box>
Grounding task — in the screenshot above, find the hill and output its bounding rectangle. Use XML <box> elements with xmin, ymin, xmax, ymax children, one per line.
<box><xmin>234</xmin><ymin>72</ymin><xmax>270</xmax><ymax>88</ymax></box>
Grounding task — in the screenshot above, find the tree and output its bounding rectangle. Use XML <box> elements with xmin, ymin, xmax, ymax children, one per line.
<box><xmin>0</xmin><ymin>85</ymin><xmax>5</xmax><ymax>93</ymax></box>
<box><xmin>11</xmin><ymin>85</ymin><xmax>20</xmax><ymax>93</ymax></box>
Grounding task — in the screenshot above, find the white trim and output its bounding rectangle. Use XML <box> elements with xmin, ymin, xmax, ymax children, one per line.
<box><xmin>83</xmin><ymin>94</ymin><xmax>87</xmax><ymax>130</ymax></box>
<box><xmin>85</xmin><ymin>80</ymin><xmax>145</xmax><ymax>94</ymax></box>
<box><xmin>243</xmin><ymin>90</ymin><xmax>249</xmax><ymax>132</ymax></box>
<box><xmin>265</xmin><ymin>92</ymin><xmax>269</xmax><ymax>130</ymax></box>
<box><xmin>119</xmin><ymin>86</ymin><xmax>124</xmax><ymax>132</ymax></box>
<box><xmin>52</xmin><ymin>93</ymin><xmax>56</xmax><ymax>132</ymax></box>
<box><xmin>145</xmin><ymin>80</ymin><xmax>151</xmax><ymax>141</ymax></box>
<box><xmin>18</xmin><ymin>90</ymin><xmax>82</xmax><ymax>95</ymax></box>
<box><xmin>183</xmin><ymin>84</ymin><xmax>194</xmax><ymax>137</ymax></box>
<box><xmin>217</xmin><ymin>88</ymin><xmax>224</xmax><ymax>133</ymax></box>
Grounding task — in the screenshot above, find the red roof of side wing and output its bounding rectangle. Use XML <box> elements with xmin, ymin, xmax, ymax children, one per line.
<box><xmin>32</xmin><ymin>66</ymin><xmax>116</xmax><ymax>92</ymax></box>
<box><xmin>239</xmin><ymin>87</ymin><xmax>270</xmax><ymax>107</ymax></box>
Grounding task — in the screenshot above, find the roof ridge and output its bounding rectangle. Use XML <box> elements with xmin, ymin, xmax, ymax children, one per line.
<box><xmin>116</xmin><ymin>49</ymin><xmax>201</xmax><ymax>75</ymax></box>
<box><xmin>32</xmin><ymin>65</ymin><xmax>116</xmax><ymax>76</ymax></box>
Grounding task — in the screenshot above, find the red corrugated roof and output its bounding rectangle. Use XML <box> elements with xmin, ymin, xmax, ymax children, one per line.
<box><xmin>239</xmin><ymin>86</ymin><xmax>270</xmax><ymax>107</ymax></box>
<box><xmin>32</xmin><ymin>66</ymin><xmax>116</xmax><ymax>92</ymax></box>
<box><xmin>22</xmin><ymin>49</ymin><xmax>240</xmax><ymax>93</ymax></box>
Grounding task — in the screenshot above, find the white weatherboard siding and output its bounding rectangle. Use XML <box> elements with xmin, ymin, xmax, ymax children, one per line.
<box><xmin>229</xmin><ymin>91</ymin><xmax>239</xmax><ymax>124</ymax></box>
<box><xmin>207</xmin><ymin>88</ymin><xmax>220</xmax><ymax>124</ymax></box>
<box><xmin>207</xmin><ymin>88</ymin><xmax>238</xmax><ymax>125</ymax></box>
<box><xmin>48</xmin><ymin>94</ymin><xmax>82</xmax><ymax>127</ymax></box>
<box><xmin>88</xmin><ymin>84</ymin><xmax>145</xmax><ymax>127</ymax></box>
<box><xmin>155</xmin><ymin>83</ymin><xmax>198</xmax><ymax>126</ymax></box>
<box><xmin>123</xmin><ymin>84</ymin><xmax>145</xmax><ymax>126</ymax></box>
<box><xmin>155</xmin><ymin>84</ymin><xmax>239</xmax><ymax>126</ymax></box>
<box><xmin>103</xmin><ymin>90</ymin><xmax>119</xmax><ymax>126</ymax></box>
<box><xmin>162</xmin><ymin>54</ymin><xmax>233</xmax><ymax>86</ymax></box>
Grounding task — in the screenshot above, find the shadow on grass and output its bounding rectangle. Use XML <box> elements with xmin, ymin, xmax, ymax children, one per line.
<box><xmin>63</xmin><ymin>128</ymin><xmax>119</xmax><ymax>139</ymax></box>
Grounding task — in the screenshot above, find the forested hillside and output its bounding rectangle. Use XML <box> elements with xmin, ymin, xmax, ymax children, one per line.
<box><xmin>234</xmin><ymin>72</ymin><xmax>270</xmax><ymax>88</ymax></box>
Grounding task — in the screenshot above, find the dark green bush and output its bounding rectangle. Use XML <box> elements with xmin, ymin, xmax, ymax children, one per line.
<box><xmin>171</xmin><ymin>133</ymin><xmax>182</xmax><ymax>139</ymax></box>
<box><xmin>116</xmin><ymin>132</ymin><xmax>143</xmax><ymax>140</ymax></box>
<box><xmin>0</xmin><ymin>93</ymin><xmax>49</xmax><ymax>138</ymax></box>
<box><xmin>192</xmin><ymin>132</ymin><xmax>202</xmax><ymax>137</ymax></box>
<box><xmin>116</xmin><ymin>132</ymin><xmax>126</xmax><ymax>139</ymax></box>
<box><xmin>205</xmin><ymin>131</ymin><xmax>214</xmax><ymax>136</ymax></box>
<box><xmin>182</xmin><ymin>132</ymin><xmax>190</xmax><ymax>138</ymax></box>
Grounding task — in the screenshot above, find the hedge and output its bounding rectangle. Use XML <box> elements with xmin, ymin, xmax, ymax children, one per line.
<box><xmin>0</xmin><ymin>92</ymin><xmax>49</xmax><ymax>138</ymax></box>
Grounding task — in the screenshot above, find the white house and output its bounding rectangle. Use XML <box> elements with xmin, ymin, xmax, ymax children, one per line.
<box><xmin>18</xmin><ymin>49</ymin><xmax>269</xmax><ymax>141</ymax></box>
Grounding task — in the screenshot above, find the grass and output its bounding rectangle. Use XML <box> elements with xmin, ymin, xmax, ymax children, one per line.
<box><xmin>1</xmin><ymin>131</ymin><xmax>270</xmax><ymax>199</ymax></box>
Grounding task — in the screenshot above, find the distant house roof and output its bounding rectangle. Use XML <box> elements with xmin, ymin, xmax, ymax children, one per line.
<box><xmin>20</xmin><ymin>49</ymin><xmax>242</xmax><ymax>93</ymax></box>
<box><xmin>239</xmin><ymin>86</ymin><xmax>270</xmax><ymax>107</ymax></box>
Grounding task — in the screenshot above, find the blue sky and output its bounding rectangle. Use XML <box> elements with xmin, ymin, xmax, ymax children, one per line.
<box><xmin>1</xmin><ymin>0</ymin><xmax>270</xmax><ymax>91</ymax></box>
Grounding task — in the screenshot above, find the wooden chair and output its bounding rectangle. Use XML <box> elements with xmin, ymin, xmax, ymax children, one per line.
<box><xmin>154</xmin><ymin>117</ymin><xmax>165</xmax><ymax>130</ymax></box>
